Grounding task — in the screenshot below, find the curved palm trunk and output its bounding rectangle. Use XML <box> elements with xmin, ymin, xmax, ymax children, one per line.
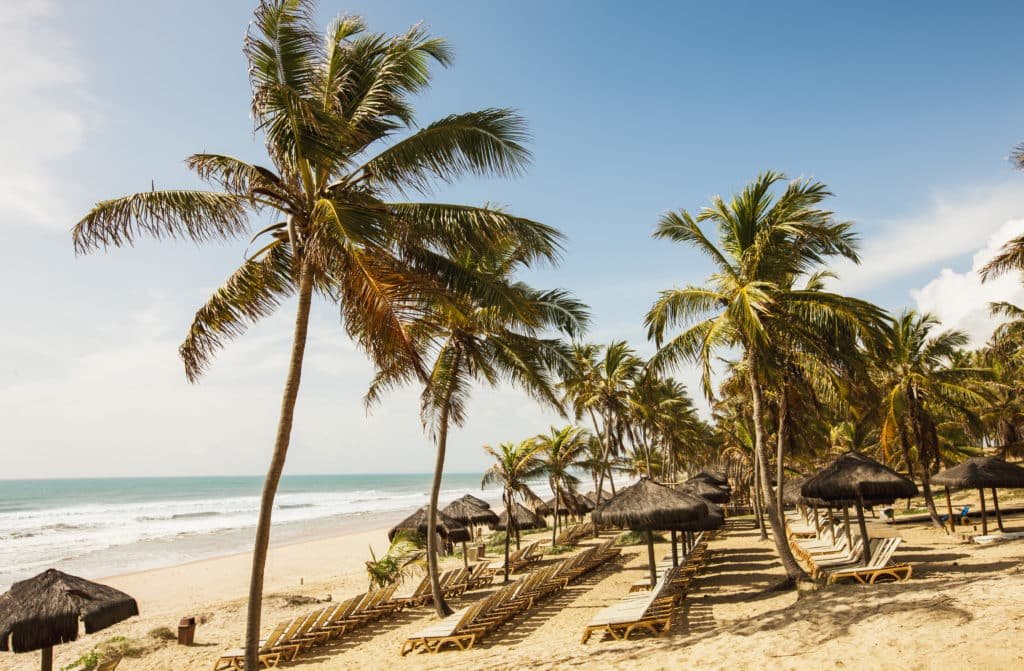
<box><xmin>752</xmin><ymin>449</ymin><xmax>767</xmax><ymax>538</ymax></box>
<box><xmin>746</xmin><ymin>354</ymin><xmax>807</xmax><ymax>582</ymax></box>
<box><xmin>551</xmin><ymin>481</ymin><xmax>559</xmax><ymax>546</ymax></box>
<box><xmin>427</xmin><ymin>401</ymin><xmax>454</xmax><ymax>617</ymax></box>
<box><xmin>244</xmin><ymin>263</ymin><xmax>314</xmax><ymax>671</ymax></box>
<box><xmin>589</xmin><ymin>408</ymin><xmax>613</xmax><ymax>537</ymax></box>
<box><xmin>775</xmin><ymin>387</ymin><xmax>787</xmax><ymax>517</ymax></box>
<box><xmin>502</xmin><ymin>489</ymin><xmax>512</xmax><ymax>583</ymax></box>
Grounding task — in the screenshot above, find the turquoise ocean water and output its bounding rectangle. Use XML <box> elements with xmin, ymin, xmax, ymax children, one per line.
<box><xmin>0</xmin><ymin>473</ymin><xmax>501</xmax><ymax>590</ymax></box>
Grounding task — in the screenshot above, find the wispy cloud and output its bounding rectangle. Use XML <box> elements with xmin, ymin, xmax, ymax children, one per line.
<box><xmin>0</xmin><ymin>2</ymin><xmax>91</xmax><ymax>228</ymax></box>
<box><xmin>832</xmin><ymin>181</ymin><xmax>1024</xmax><ymax>294</ymax></box>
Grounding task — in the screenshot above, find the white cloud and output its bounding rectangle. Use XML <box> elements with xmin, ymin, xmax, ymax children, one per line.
<box><xmin>832</xmin><ymin>181</ymin><xmax>1024</xmax><ymax>294</ymax></box>
<box><xmin>911</xmin><ymin>219</ymin><xmax>1024</xmax><ymax>346</ymax></box>
<box><xmin>0</xmin><ymin>2</ymin><xmax>91</xmax><ymax>228</ymax></box>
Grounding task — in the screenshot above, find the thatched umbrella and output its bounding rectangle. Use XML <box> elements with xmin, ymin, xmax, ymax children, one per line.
<box><xmin>593</xmin><ymin>478</ymin><xmax>708</xmax><ymax>586</ymax></box>
<box><xmin>389</xmin><ymin>507</ymin><xmax>471</xmax><ymax>544</ymax></box>
<box><xmin>441</xmin><ymin>498</ymin><xmax>499</xmax><ymax>566</ymax></box>
<box><xmin>493</xmin><ymin>502</ymin><xmax>547</xmax><ymax>531</ymax></box>
<box><xmin>682</xmin><ymin>480</ymin><xmax>731</xmax><ymax>504</ymax></box>
<box><xmin>690</xmin><ymin>470</ymin><xmax>729</xmax><ymax>488</ymax></box>
<box><xmin>457</xmin><ymin>493</ymin><xmax>492</xmax><ymax>510</ymax></box>
<box><xmin>932</xmin><ymin>457</ymin><xmax>1024</xmax><ymax>535</ymax></box>
<box><xmin>802</xmin><ymin>451</ymin><xmax>918</xmax><ymax>563</ymax></box>
<box><xmin>522</xmin><ymin>489</ymin><xmax>552</xmax><ymax>516</ymax></box>
<box><xmin>0</xmin><ymin>569</ymin><xmax>139</xmax><ymax>671</ymax></box>
<box><xmin>442</xmin><ymin>497</ymin><xmax>499</xmax><ymax>527</ymax></box>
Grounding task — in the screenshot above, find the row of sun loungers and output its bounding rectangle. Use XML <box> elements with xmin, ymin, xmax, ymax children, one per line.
<box><xmin>215</xmin><ymin>561</ymin><xmax>499</xmax><ymax>669</ymax></box>
<box><xmin>785</xmin><ymin>512</ymin><xmax>912</xmax><ymax>585</ymax></box>
<box><xmin>505</xmin><ymin>541</ymin><xmax>545</xmax><ymax>573</ymax></box>
<box><xmin>551</xmin><ymin>521</ymin><xmax>596</xmax><ymax>547</ymax></box>
<box><xmin>582</xmin><ymin>533</ymin><xmax>711</xmax><ymax>644</ymax></box>
<box><xmin>402</xmin><ymin>539</ymin><xmax>621</xmax><ymax>655</ymax></box>
<box><xmin>213</xmin><ymin>584</ymin><xmax>401</xmax><ymax>670</ymax></box>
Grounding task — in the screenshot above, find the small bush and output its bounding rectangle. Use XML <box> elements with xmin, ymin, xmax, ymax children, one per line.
<box><xmin>147</xmin><ymin>627</ymin><xmax>176</xmax><ymax>642</ymax></box>
<box><xmin>61</xmin><ymin>636</ymin><xmax>147</xmax><ymax>671</ymax></box>
<box><xmin>546</xmin><ymin>544</ymin><xmax>573</xmax><ymax>555</ymax></box>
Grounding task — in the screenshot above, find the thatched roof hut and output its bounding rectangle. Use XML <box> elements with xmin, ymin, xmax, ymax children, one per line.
<box><xmin>456</xmin><ymin>493</ymin><xmax>492</xmax><ymax>510</ymax></box>
<box><xmin>388</xmin><ymin>507</ymin><xmax>471</xmax><ymax>544</ymax></box>
<box><xmin>802</xmin><ymin>451</ymin><xmax>917</xmax><ymax>563</ymax></box>
<box><xmin>932</xmin><ymin>457</ymin><xmax>1024</xmax><ymax>535</ymax></box>
<box><xmin>493</xmin><ymin>502</ymin><xmax>547</xmax><ymax>531</ymax></box>
<box><xmin>593</xmin><ymin>479</ymin><xmax>708</xmax><ymax>587</ymax></box>
<box><xmin>442</xmin><ymin>497</ymin><xmax>499</xmax><ymax>527</ymax></box>
<box><xmin>0</xmin><ymin>569</ymin><xmax>139</xmax><ymax>670</ymax></box>
<box><xmin>690</xmin><ymin>470</ymin><xmax>729</xmax><ymax>488</ymax></box>
<box><xmin>682</xmin><ymin>480</ymin><xmax>730</xmax><ymax>504</ymax></box>
<box><xmin>582</xmin><ymin>490</ymin><xmax>613</xmax><ymax>507</ymax></box>
<box><xmin>802</xmin><ymin>451</ymin><xmax>918</xmax><ymax>502</ymax></box>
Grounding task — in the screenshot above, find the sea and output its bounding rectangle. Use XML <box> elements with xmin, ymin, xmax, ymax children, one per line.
<box><xmin>0</xmin><ymin>473</ymin><xmax>504</xmax><ymax>591</ymax></box>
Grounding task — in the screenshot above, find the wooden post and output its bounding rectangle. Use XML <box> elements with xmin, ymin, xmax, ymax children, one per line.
<box><xmin>826</xmin><ymin>505</ymin><xmax>836</xmax><ymax>542</ymax></box>
<box><xmin>979</xmin><ymin>488</ymin><xmax>988</xmax><ymax>536</ymax></box>
<box><xmin>812</xmin><ymin>503</ymin><xmax>821</xmax><ymax>538</ymax></box>
<box><xmin>646</xmin><ymin>530</ymin><xmax>658</xmax><ymax>587</ymax></box>
<box><xmin>461</xmin><ymin>540</ymin><xmax>469</xmax><ymax>569</ymax></box>
<box><xmin>842</xmin><ymin>504</ymin><xmax>853</xmax><ymax>547</ymax></box>
<box><xmin>671</xmin><ymin>530</ymin><xmax>679</xmax><ymax>567</ymax></box>
<box><xmin>992</xmin><ymin>488</ymin><xmax>1005</xmax><ymax>532</ymax></box>
<box><xmin>41</xmin><ymin>646</ymin><xmax>53</xmax><ymax>671</ymax></box>
<box><xmin>855</xmin><ymin>494</ymin><xmax>871</xmax><ymax>565</ymax></box>
<box><xmin>944</xmin><ymin>486</ymin><xmax>955</xmax><ymax>532</ymax></box>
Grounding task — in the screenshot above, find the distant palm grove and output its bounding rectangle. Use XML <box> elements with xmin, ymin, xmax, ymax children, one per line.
<box><xmin>71</xmin><ymin>1</ymin><xmax>1024</xmax><ymax>668</ymax></box>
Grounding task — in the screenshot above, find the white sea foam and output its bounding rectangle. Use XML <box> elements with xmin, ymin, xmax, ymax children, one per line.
<box><xmin>0</xmin><ymin>481</ymin><xmax>502</xmax><ymax>589</ymax></box>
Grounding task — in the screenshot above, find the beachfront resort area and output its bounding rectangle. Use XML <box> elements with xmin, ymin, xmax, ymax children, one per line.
<box><xmin>2</xmin><ymin>1</ymin><xmax>1024</xmax><ymax>670</ymax></box>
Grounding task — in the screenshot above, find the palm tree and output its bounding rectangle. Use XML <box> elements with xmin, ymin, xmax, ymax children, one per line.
<box><xmin>1012</xmin><ymin>142</ymin><xmax>1024</xmax><ymax>171</ymax></box>
<box><xmin>873</xmin><ymin>311</ymin><xmax>989</xmax><ymax>528</ymax></box>
<box><xmin>73</xmin><ymin>3</ymin><xmax>555</xmax><ymax>664</ymax></box>
<box><xmin>367</xmin><ymin>239</ymin><xmax>588</xmax><ymax>615</ymax></box>
<box><xmin>481</xmin><ymin>439</ymin><xmax>545</xmax><ymax>582</ymax></box>
<box><xmin>645</xmin><ymin>171</ymin><xmax>886</xmax><ymax>583</ymax></box>
<box><xmin>534</xmin><ymin>425</ymin><xmax>590</xmax><ymax>545</ymax></box>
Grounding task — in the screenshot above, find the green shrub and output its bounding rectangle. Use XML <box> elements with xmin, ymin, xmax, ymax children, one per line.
<box><xmin>616</xmin><ymin>530</ymin><xmax>667</xmax><ymax>546</ymax></box>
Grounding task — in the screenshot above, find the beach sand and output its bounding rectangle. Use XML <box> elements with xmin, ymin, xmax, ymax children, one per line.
<box><xmin>7</xmin><ymin>512</ymin><xmax>1024</xmax><ymax>671</ymax></box>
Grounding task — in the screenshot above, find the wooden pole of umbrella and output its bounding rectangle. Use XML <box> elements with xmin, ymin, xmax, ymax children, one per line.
<box><xmin>978</xmin><ymin>487</ymin><xmax>988</xmax><ymax>536</ymax></box>
<box><xmin>842</xmin><ymin>504</ymin><xmax>853</xmax><ymax>547</ymax></box>
<box><xmin>645</xmin><ymin>531</ymin><xmax>658</xmax><ymax>587</ymax></box>
<box><xmin>944</xmin><ymin>486</ymin><xmax>955</xmax><ymax>532</ymax></box>
<box><xmin>670</xmin><ymin>530</ymin><xmax>679</xmax><ymax>567</ymax></box>
<box><xmin>854</xmin><ymin>493</ymin><xmax>872</xmax><ymax>564</ymax></box>
<box><xmin>991</xmin><ymin>488</ymin><xmax>1004</xmax><ymax>532</ymax></box>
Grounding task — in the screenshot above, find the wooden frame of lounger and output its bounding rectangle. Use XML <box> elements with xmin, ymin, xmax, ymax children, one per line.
<box><xmin>213</xmin><ymin>619</ymin><xmax>298</xmax><ymax>670</ymax></box>
<box><xmin>580</xmin><ymin>595</ymin><xmax>678</xmax><ymax>643</ymax></box>
<box><xmin>823</xmin><ymin>538</ymin><xmax>912</xmax><ymax>585</ymax></box>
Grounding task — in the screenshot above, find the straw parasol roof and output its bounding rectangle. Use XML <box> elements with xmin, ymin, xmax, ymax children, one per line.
<box><xmin>582</xmin><ymin>490</ymin><xmax>613</xmax><ymax>506</ymax></box>
<box><xmin>932</xmin><ymin>456</ymin><xmax>1024</xmax><ymax>535</ymax></box>
<box><xmin>593</xmin><ymin>478</ymin><xmax>708</xmax><ymax>530</ymax></box>
<box><xmin>456</xmin><ymin>493</ymin><xmax>492</xmax><ymax>509</ymax></box>
<box><xmin>690</xmin><ymin>470</ymin><xmax>729</xmax><ymax>488</ymax></box>
<box><xmin>543</xmin><ymin>490</ymin><xmax>590</xmax><ymax>515</ymax></box>
<box><xmin>442</xmin><ymin>498</ymin><xmax>499</xmax><ymax>527</ymax></box>
<box><xmin>593</xmin><ymin>479</ymin><xmax>708</xmax><ymax>587</ymax></box>
<box><xmin>931</xmin><ymin>457</ymin><xmax>1024</xmax><ymax>490</ymax></box>
<box><xmin>388</xmin><ymin>507</ymin><xmax>471</xmax><ymax>543</ymax></box>
<box><xmin>0</xmin><ymin>569</ymin><xmax>139</xmax><ymax>662</ymax></box>
<box><xmin>682</xmin><ymin>480</ymin><xmax>731</xmax><ymax>504</ymax></box>
<box><xmin>493</xmin><ymin>502</ymin><xmax>547</xmax><ymax>531</ymax></box>
<box><xmin>802</xmin><ymin>451</ymin><xmax>917</xmax><ymax>564</ymax></box>
<box><xmin>781</xmin><ymin>477</ymin><xmax>807</xmax><ymax>506</ymax></box>
<box><xmin>675</xmin><ymin>499</ymin><xmax>725</xmax><ymax>532</ymax></box>
<box><xmin>522</xmin><ymin>489</ymin><xmax>552</xmax><ymax>516</ymax></box>
<box><xmin>801</xmin><ymin>451</ymin><xmax>918</xmax><ymax>503</ymax></box>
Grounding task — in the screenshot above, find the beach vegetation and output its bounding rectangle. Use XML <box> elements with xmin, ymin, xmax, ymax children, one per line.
<box><xmin>365</xmin><ymin>530</ymin><xmax>426</xmax><ymax>589</ymax></box>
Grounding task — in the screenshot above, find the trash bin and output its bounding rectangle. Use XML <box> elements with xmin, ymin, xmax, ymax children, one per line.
<box><xmin>178</xmin><ymin>617</ymin><xmax>196</xmax><ymax>645</ymax></box>
<box><xmin>477</xmin><ymin>543</ymin><xmax>486</xmax><ymax>558</ymax></box>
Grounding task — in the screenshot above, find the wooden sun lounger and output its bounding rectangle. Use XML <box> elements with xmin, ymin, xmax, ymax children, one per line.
<box><xmin>213</xmin><ymin>619</ymin><xmax>298</xmax><ymax>670</ymax></box>
<box><xmin>824</xmin><ymin>538</ymin><xmax>912</xmax><ymax>585</ymax></box>
<box><xmin>582</xmin><ymin>571</ymin><xmax>679</xmax><ymax>644</ymax></box>
<box><xmin>400</xmin><ymin>601</ymin><xmax>489</xmax><ymax>655</ymax></box>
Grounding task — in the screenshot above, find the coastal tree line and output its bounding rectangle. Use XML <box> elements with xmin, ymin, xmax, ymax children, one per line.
<box><xmin>71</xmin><ymin>0</ymin><xmax>1024</xmax><ymax>666</ymax></box>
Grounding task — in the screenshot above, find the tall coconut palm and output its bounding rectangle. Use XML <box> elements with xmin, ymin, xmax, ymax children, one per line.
<box><xmin>73</xmin><ymin>3</ymin><xmax>557</xmax><ymax>664</ymax></box>
<box><xmin>645</xmin><ymin>171</ymin><xmax>886</xmax><ymax>583</ymax></box>
<box><xmin>534</xmin><ymin>425</ymin><xmax>590</xmax><ymax>545</ymax></box>
<box><xmin>873</xmin><ymin>311</ymin><xmax>989</xmax><ymax>527</ymax></box>
<box><xmin>481</xmin><ymin>439</ymin><xmax>545</xmax><ymax>582</ymax></box>
<box><xmin>367</xmin><ymin>239</ymin><xmax>588</xmax><ymax>615</ymax></box>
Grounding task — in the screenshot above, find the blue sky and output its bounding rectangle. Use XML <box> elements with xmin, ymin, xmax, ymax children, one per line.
<box><xmin>2</xmin><ymin>1</ymin><xmax>1023</xmax><ymax>478</ymax></box>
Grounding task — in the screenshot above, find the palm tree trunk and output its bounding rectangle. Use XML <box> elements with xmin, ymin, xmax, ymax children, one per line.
<box><xmin>551</xmin><ymin>482</ymin><xmax>559</xmax><ymax>546</ymax></box>
<box><xmin>426</xmin><ymin>397</ymin><xmax>454</xmax><ymax>618</ymax></box>
<box><xmin>244</xmin><ymin>262</ymin><xmax>314</xmax><ymax>671</ymax></box>
<box><xmin>775</xmin><ymin>386</ymin><xmax>787</xmax><ymax>518</ymax></box>
<box><xmin>746</xmin><ymin>353</ymin><xmax>807</xmax><ymax>582</ymax></box>
<box><xmin>751</xmin><ymin>454</ymin><xmax>765</xmax><ymax>537</ymax></box>
<box><xmin>992</xmin><ymin>488</ymin><xmax>1005</xmax><ymax>532</ymax></box>
<box><xmin>503</xmin><ymin>490</ymin><xmax>512</xmax><ymax>583</ymax></box>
